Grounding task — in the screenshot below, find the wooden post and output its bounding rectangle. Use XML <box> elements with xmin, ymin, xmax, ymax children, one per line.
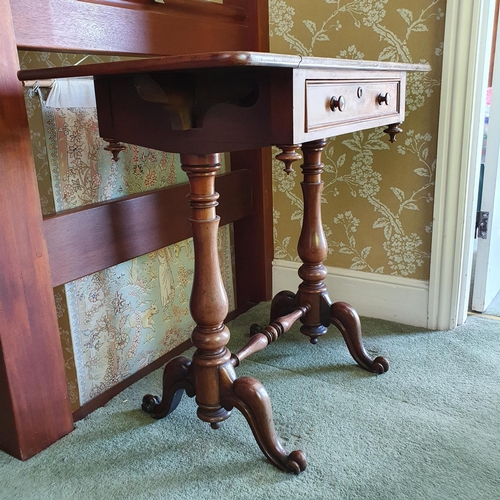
<box><xmin>225</xmin><ymin>0</ymin><xmax>274</xmax><ymax>306</ymax></box>
<box><xmin>0</xmin><ymin>0</ymin><xmax>73</xmax><ymax>460</ymax></box>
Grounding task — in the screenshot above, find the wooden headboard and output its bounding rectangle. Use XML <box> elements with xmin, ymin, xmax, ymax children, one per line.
<box><xmin>0</xmin><ymin>0</ymin><xmax>271</xmax><ymax>461</ymax></box>
<box><xmin>11</xmin><ymin>0</ymin><xmax>269</xmax><ymax>56</ymax></box>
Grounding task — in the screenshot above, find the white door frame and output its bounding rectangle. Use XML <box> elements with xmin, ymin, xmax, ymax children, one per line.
<box><xmin>428</xmin><ymin>0</ymin><xmax>495</xmax><ymax>330</ymax></box>
<box><xmin>472</xmin><ymin>14</ymin><xmax>500</xmax><ymax>312</ymax></box>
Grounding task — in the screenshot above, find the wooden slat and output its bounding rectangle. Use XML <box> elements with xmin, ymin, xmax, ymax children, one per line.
<box><xmin>224</xmin><ymin>0</ymin><xmax>270</xmax><ymax>54</ymax></box>
<box><xmin>11</xmin><ymin>0</ymin><xmax>249</xmax><ymax>56</ymax></box>
<box><xmin>43</xmin><ymin>169</ymin><xmax>252</xmax><ymax>287</ymax></box>
<box><xmin>0</xmin><ymin>0</ymin><xmax>73</xmax><ymax>460</ymax></box>
<box><xmin>231</xmin><ymin>148</ymin><xmax>274</xmax><ymax>304</ymax></box>
<box><xmin>225</xmin><ymin>0</ymin><xmax>274</xmax><ymax>304</ymax></box>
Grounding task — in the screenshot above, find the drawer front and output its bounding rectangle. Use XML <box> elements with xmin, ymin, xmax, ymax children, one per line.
<box><xmin>305</xmin><ymin>79</ymin><xmax>401</xmax><ymax>133</ymax></box>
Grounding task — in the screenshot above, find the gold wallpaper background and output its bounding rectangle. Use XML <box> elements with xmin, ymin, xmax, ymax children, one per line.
<box><xmin>269</xmin><ymin>0</ymin><xmax>445</xmax><ymax>279</ymax></box>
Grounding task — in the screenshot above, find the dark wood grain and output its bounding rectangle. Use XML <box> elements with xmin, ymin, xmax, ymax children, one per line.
<box><xmin>43</xmin><ymin>169</ymin><xmax>253</xmax><ymax>287</ymax></box>
<box><xmin>141</xmin><ymin>153</ymin><xmax>306</xmax><ymax>473</ymax></box>
<box><xmin>225</xmin><ymin>0</ymin><xmax>273</xmax><ymax>306</ymax></box>
<box><xmin>232</xmin><ymin>148</ymin><xmax>274</xmax><ymax>304</ymax></box>
<box><xmin>0</xmin><ymin>0</ymin><xmax>73</xmax><ymax>460</ymax></box>
<box><xmin>90</xmin><ymin>69</ymin><xmax>275</xmax><ymax>154</ymax></box>
<box><xmin>18</xmin><ymin>51</ymin><xmax>430</xmax><ymax>81</ymax></box>
<box><xmin>11</xmin><ymin>0</ymin><xmax>248</xmax><ymax>56</ymax></box>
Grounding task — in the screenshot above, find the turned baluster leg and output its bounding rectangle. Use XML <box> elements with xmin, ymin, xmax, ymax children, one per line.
<box><xmin>180</xmin><ymin>153</ymin><xmax>234</xmax><ymax>429</ymax></box>
<box><xmin>275</xmin><ymin>140</ymin><xmax>389</xmax><ymax>373</ymax></box>
<box><xmin>180</xmin><ymin>153</ymin><xmax>306</xmax><ymax>471</ymax></box>
<box><xmin>295</xmin><ymin>139</ymin><xmax>330</xmax><ymax>343</ymax></box>
<box><xmin>142</xmin><ymin>154</ymin><xmax>230</xmax><ymax>426</ymax></box>
<box><xmin>141</xmin><ymin>153</ymin><xmax>306</xmax><ymax>472</ymax></box>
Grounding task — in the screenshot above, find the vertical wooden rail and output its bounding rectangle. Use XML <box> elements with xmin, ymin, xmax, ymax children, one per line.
<box><xmin>225</xmin><ymin>0</ymin><xmax>274</xmax><ymax>306</ymax></box>
<box><xmin>0</xmin><ymin>0</ymin><xmax>73</xmax><ymax>459</ymax></box>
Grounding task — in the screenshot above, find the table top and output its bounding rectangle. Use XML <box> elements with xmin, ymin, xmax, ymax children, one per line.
<box><xmin>18</xmin><ymin>51</ymin><xmax>430</xmax><ymax>82</ymax></box>
<box><xmin>19</xmin><ymin>51</ymin><xmax>430</xmax><ymax>154</ymax></box>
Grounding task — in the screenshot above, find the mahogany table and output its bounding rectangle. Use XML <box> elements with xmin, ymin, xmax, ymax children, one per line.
<box><xmin>19</xmin><ymin>52</ymin><xmax>428</xmax><ymax>474</ymax></box>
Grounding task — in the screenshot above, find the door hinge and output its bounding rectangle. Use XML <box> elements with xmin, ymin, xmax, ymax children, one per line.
<box><xmin>476</xmin><ymin>211</ymin><xmax>489</xmax><ymax>239</ymax></box>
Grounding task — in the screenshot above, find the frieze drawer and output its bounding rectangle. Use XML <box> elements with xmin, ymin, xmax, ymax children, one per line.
<box><xmin>305</xmin><ymin>79</ymin><xmax>401</xmax><ymax>133</ymax></box>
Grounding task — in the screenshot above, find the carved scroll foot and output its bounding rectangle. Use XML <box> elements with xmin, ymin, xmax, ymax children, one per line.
<box><xmin>330</xmin><ymin>302</ymin><xmax>389</xmax><ymax>374</ymax></box>
<box><xmin>142</xmin><ymin>356</ymin><xmax>195</xmax><ymax>419</ymax></box>
<box><xmin>222</xmin><ymin>375</ymin><xmax>307</xmax><ymax>474</ymax></box>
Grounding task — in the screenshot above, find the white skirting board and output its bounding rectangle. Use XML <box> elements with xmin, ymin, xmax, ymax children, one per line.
<box><xmin>272</xmin><ymin>259</ymin><xmax>430</xmax><ymax>328</ymax></box>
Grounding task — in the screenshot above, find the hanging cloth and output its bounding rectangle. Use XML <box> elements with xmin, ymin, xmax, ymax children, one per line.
<box><xmin>45</xmin><ymin>77</ymin><xmax>96</xmax><ymax>108</ymax></box>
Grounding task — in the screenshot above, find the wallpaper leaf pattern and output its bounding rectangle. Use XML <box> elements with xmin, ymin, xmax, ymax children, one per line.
<box><xmin>269</xmin><ymin>0</ymin><xmax>445</xmax><ymax>279</ymax></box>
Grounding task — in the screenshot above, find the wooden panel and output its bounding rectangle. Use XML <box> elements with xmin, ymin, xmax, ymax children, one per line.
<box><xmin>0</xmin><ymin>0</ymin><xmax>73</xmax><ymax>460</ymax></box>
<box><xmin>225</xmin><ymin>0</ymin><xmax>273</xmax><ymax>305</ymax></box>
<box><xmin>224</xmin><ymin>0</ymin><xmax>270</xmax><ymax>53</ymax></box>
<box><xmin>91</xmin><ymin>70</ymin><xmax>273</xmax><ymax>155</ymax></box>
<box><xmin>44</xmin><ymin>169</ymin><xmax>253</xmax><ymax>287</ymax></box>
<box><xmin>292</xmin><ymin>69</ymin><xmax>407</xmax><ymax>145</ymax></box>
<box><xmin>17</xmin><ymin>51</ymin><xmax>426</xmax><ymax>81</ymax></box>
<box><xmin>231</xmin><ymin>148</ymin><xmax>274</xmax><ymax>304</ymax></box>
<box><xmin>10</xmin><ymin>0</ymin><xmax>249</xmax><ymax>56</ymax></box>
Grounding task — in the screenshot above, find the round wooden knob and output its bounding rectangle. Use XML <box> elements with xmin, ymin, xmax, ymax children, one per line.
<box><xmin>330</xmin><ymin>95</ymin><xmax>346</xmax><ymax>112</ymax></box>
<box><xmin>378</xmin><ymin>92</ymin><xmax>391</xmax><ymax>105</ymax></box>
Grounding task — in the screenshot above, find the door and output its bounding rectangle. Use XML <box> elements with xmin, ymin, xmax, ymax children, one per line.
<box><xmin>472</xmin><ymin>15</ymin><xmax>500</xmax><ymax>312</ymax></box>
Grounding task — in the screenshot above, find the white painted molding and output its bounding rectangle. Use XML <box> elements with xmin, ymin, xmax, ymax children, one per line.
<box><xmin>427</xmin><ymin>0</ymin><xmax>494</xmax><ymax>330</ymax></box>
<box><xmin>272</xmin><ymin>260</ymin><xmax>429</xmax><ymax>328</ymax></box>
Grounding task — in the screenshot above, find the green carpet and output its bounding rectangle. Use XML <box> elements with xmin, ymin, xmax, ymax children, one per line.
<box><xmin>1</xmin><ymin>302</ymin><xmax>499</xmax><ymax>500</ymax></box>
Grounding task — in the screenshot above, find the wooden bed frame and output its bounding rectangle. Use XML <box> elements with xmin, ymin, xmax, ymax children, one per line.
<box><xmin>0</xmin><ymin>0</ymin><xmax>272</xmax><ymax>461</ymax></box>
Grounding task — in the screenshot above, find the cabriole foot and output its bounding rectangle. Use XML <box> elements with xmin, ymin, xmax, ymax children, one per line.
<box><xmin>222</xmin><ymin>375</ymin><xmax>307</xmax><ymax>474</ymax></box>
<box><xmin>330</xmin><ymin>302</ymin><xmax>389</xmax><ymax>374</ymax></box>
<box><xmin>142</xmin><ymin>355</ymin><xmax>195</xmax><ymax>419</ymax></box>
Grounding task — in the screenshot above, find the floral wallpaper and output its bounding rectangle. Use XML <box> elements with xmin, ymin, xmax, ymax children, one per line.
<box><xmin>20</xmin><ymin>51</ymin><xmax>235</xmax><ymax>410</ymax></box>
<box><xmin>269</xmin><ymin>0</ymin><xmax>445</xmax><ymax>279</ymax></box>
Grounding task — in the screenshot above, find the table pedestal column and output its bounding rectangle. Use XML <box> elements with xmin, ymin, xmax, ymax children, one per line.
<box><xmin>271</xmin><ymin>140</ymin><xmax>389</xmax><ymax>374</ymax></box>
<box><xmin>142</xmin><ymin>153</ymin><xmax>306</xmax><ymax>474</ymax></box>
